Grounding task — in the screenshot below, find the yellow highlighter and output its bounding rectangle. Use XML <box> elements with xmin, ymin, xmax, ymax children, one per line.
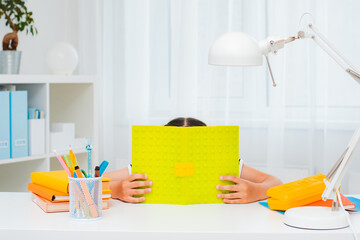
<box><xmin>69</xmin><ymin>147</ymin><xmax>79</xmax><ymax>169</ymax></box>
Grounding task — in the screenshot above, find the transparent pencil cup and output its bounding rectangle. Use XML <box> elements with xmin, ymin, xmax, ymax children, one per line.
<box><xmin>69</xmin><ymin>177</ymin><xmax>102</xmax><ymax>220</ymax></box>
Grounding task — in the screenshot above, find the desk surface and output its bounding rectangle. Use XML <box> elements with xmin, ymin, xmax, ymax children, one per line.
<box><xmin>0</xmin><ymin>192</ymin><xmax>359</xmax><ymax>240</ymax></box>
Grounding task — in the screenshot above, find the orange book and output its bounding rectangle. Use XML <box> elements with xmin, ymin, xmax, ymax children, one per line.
<box><xmin>31</xmin><ymin>193</ymin><xmax>110</xmax><ymax>213</ymax></box>
<box><xmin>28</xmin><ymin>183</ymin><xmax>111</xmax><ymax>202</ymax></box>
<box><xmin>305</xmin><ymin>193</ymin><xmax>355</xmax><ymax>210</ymax></box>
<box><xmin>30</xmin><ymin>170</ymin><xmax>111</xmax><ymax>193</ymax></box>
<box><xmin>267</xmin><ymin>193</ymin><xmax>323</xmax><ymax>211</ymax></box>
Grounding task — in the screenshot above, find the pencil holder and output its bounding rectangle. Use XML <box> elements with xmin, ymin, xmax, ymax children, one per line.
<box><xmin>69</xmin><ymin>177</ymin><xmax>102</xmax><ymax>220</ymax></box>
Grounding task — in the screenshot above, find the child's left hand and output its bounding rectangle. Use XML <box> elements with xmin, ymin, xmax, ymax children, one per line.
<box><xmin>216</xmin><ymin>175</ymin><xmax>259</xmax><ymax>204</ymax></box>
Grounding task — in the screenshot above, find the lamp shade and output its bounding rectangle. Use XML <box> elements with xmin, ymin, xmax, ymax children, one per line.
<box><xmin>208</xmin><ymin>32</ymin><xmax>263</xmax><ymax>66</ymax></box>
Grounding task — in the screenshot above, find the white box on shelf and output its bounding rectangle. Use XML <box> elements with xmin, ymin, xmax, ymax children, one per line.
<box><xmin>50</xmin><ymin>123</ymin><xmax>83</xmax><ymax>152</ymax></box>
<box><xmin>50</xmin><ymin>137</ymin><xmax>87</xmax><ymax>153</ymax></box>
<box><xmin>50</xmin><ymin>132</ymin><xmax>67</xmax><ymax>152</ymax></box>
<box><xmin>28</xmin><ymin>119</ymin><xmax>45</xmax><ymax>156</ymax></box>
<box><xmin>51</xmin><ymin>123</ymin><xmax>75</xmax><ymax>152</ymax></box>
<box><xmin>51</xmin><ymin>123</ymin><xmax>75</xmax><ymax>143</ymax></box>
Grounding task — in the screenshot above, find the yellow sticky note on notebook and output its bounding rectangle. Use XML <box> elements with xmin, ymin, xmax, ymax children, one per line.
<box><xmin>132</xmin><ymin>126</ymin><xmax>239</xmax><ymax>204</ymax></box>
<box><xmin>174</xmin><ymin>163</ymin><xmax>194</xmax><ymax>177</ymax></box>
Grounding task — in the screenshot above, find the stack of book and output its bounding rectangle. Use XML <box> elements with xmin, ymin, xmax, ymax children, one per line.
<box><xmin>28</xmin><ymin>170</ymin><xmax>112</xmax><ymax>213</ymax></box>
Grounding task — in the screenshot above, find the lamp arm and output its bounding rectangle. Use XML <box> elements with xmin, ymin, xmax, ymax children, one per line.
<box><xmin>259</xmin><ymin>36</ymin><xmax>297</xmax><ymax>87</ymax></box>
<box><xmin>309</xmin><ymin>24</ymin><xmax>359</xmax><ymax>72</ymax></box>
<box><xmin>261</xmin><ymin>23</ymin><xmax>360</xmax><ymax>87</ymax></box>
<box><xmin>322</xmin><ymin>126</ymin><xmax>360</xmax><ymax>202</ymax></box>
<box><xmin>265</xmin><ymin>56</ymin><xmax>277</xmax><ymax>87</ymax></box>
<box><xmin>297</xmin><ymin>24</ymin><xmax>360</xmax><ymax>203</ymax></box>
<box><xmin>301</xmin><ymin>24</ymin><xmax>360</xmax><ymax>85</ymax></box>
<box><xmin>259</xmin><ymin>36</ymin><xmax>296</xmax><ymax>56</ymax></box>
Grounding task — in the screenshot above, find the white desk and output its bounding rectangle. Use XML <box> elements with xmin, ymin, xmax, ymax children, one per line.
<box><xmin>0</xmin><ymin>192</ymin><xmax>359</xmax><ymax>240</ymax></box>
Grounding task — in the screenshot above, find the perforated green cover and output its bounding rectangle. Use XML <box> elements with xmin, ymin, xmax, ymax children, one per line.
<box><xmin>132</xmin><ymin>126</ymin><xmax>239</xmax><ymax>204</ymax></box>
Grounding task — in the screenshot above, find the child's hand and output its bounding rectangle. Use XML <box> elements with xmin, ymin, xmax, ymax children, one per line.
<box><xmin>112</xmin><ymin>174</ymin><xmax>152</xmax><ymax>203</ymax></box>
<box><xmin>216</xmin><ymin>175</ymin><xmax>259</xmax><ymax>204</ymax></box>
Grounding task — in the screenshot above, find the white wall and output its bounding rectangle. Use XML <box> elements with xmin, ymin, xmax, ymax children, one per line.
<box><xmin>1</xmin><ymin>0</ymin><xmax>97</xmax><ymax>75</ymax></box>
<box><xmin>101</xmin><ymin>0</ymin><xmax>360</xmax><ymax>195</ymax></box>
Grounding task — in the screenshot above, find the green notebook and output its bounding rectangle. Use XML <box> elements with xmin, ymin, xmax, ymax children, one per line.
<box><xmin>132</xmin><ymin>126</ymin><xmax>239</xmax><ymax>204</ymax></box>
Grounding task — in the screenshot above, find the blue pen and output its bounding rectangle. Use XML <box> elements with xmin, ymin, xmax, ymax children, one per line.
<box><xmin>86</xmin><ymin>138</ymin><xmax>93</xmax><ymax>178</ymax></box>
<box><xmin>99</xmin><ymin>160</ymin><xmax>109</xmax><ymax>177</ymax></box>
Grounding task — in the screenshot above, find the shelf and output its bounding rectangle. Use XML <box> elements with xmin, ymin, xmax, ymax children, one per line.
<box><xmin>0</xmin><ymin>75</ymin><xmax>95</xmax><ymax>84</ymax></box>
<box><xmin>0</xmin><ymin>149</ymin><xmax>88</xmax><ymax>166</ymax></box>
<box><xmin>0</xmin><ymin>73</ymin><xmax>97</xmax><ymax>191</ymax></box>
<box><xmin>0</xmin><ymin>155</ymin><xmax>47</xmax><ymax>165</ymax></box>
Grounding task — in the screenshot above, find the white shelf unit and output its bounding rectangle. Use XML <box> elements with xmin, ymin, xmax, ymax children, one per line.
<box><xmin>0</xmin><ymin>75</ymin><xmax>98</xmax><ymax>191</ymax></box>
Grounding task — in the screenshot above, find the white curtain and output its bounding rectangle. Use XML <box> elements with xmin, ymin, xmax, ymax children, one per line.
<box><xmin>98</xmin><ymin>0</ymin><xmax>360</xmax><ymax>193</ymax></box>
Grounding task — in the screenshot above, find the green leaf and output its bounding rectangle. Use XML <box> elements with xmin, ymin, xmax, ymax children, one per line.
<box><xmin>0</xmin><ymin>0</ymin><xmax>36</xmax><ymax>34</ymax></box>
<box><xmin>15</xmin><ymin>6</ymin><xmax>20</xmax><ymax>15</ymax></box>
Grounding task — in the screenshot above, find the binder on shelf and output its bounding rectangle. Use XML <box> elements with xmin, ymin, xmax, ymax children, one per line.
<box><xmin>10</xmin><ymin>91</ymin><xmax>28</xmax><ymax>158</ymax></box>
<box><xmin>0</xmin><ymin>91</ymin><xmax>10</xmax><ymax>160</ymax></box>
<box><xmin>28</xmin><ymin>119</ymin><xmax>45</xmax><ymax>156</ymax></box>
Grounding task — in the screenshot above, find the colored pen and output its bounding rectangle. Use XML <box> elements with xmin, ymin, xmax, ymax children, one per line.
<box><xmin>55</xmin><ymin>153</ymin><xmax>71</xmax><ymax>177</ymax></box>
<box><xmin>74</xmin><ymin>166</ymin><xmax>83</xmax><ymax>178</ymax></box>
<box><xmin>94</xmin><ymin>166</ymin><xmax>100</xmax><ymax>178</ymax></box>
<box><xmin>99</xmin><ymin>160</ymin><xmax>109</xmax><ymax>177</ymax></box>
<box><xmin>86</xmin><ymin>138</ymin><xmax>93</xmax><ymax>178</ymax></box>
<box><xmin>81</xmin><ymin>169</ymin><xmax>88</xmax><ymax>178</ymax></box>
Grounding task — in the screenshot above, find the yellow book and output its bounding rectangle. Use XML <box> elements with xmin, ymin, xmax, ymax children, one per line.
<box><xmin>132</xmin><ymin>126</ymin><xmax>239</xmax><ymax>204</ymax></box>
<box><xmin>31</xmin><ymin>170</ymin><xmax>111</xmax><ymax>194</ymax></box>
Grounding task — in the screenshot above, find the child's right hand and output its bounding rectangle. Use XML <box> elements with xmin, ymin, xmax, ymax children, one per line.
<box><xmin>112</xmin><ymin>174</ymin><xmax>153</xmax><ymax>203</ymax></box>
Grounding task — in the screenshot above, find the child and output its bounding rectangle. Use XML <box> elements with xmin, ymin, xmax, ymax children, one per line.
<box><xmin>103</xmin><ymin>117</ymin><xmax>282</xmax><ymax>204</ymax></box>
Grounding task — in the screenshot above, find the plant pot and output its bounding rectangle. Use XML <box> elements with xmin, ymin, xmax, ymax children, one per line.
<box><xmin>0</xmin><ymin>50</ymin><xmax>21</xmax><ymax>74</ymax></box>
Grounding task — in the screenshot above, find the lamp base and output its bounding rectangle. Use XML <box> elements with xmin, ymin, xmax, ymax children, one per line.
<box><xmin>284</xmin><ymin>206</ymin><xmax>349</xmax><ymax>230</ymax></box>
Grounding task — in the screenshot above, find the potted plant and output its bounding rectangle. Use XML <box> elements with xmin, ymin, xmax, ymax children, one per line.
<box><xmin>0</xmin><ymin>0</ymin><xmax>37</xmax><ymax>74</ymax></box>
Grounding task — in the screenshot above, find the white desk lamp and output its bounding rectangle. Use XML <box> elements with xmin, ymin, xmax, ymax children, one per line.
<box><xmin>209</xmin><ymin>13</ymin><xmax>360</xmax><ymax>230</ymax></box>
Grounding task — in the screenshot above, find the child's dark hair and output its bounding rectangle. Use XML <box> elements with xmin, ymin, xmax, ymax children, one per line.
<box><xmin>165</xmin><ymin>117</ymin><xmax>207</xmax><ymax>127</ymax></box>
